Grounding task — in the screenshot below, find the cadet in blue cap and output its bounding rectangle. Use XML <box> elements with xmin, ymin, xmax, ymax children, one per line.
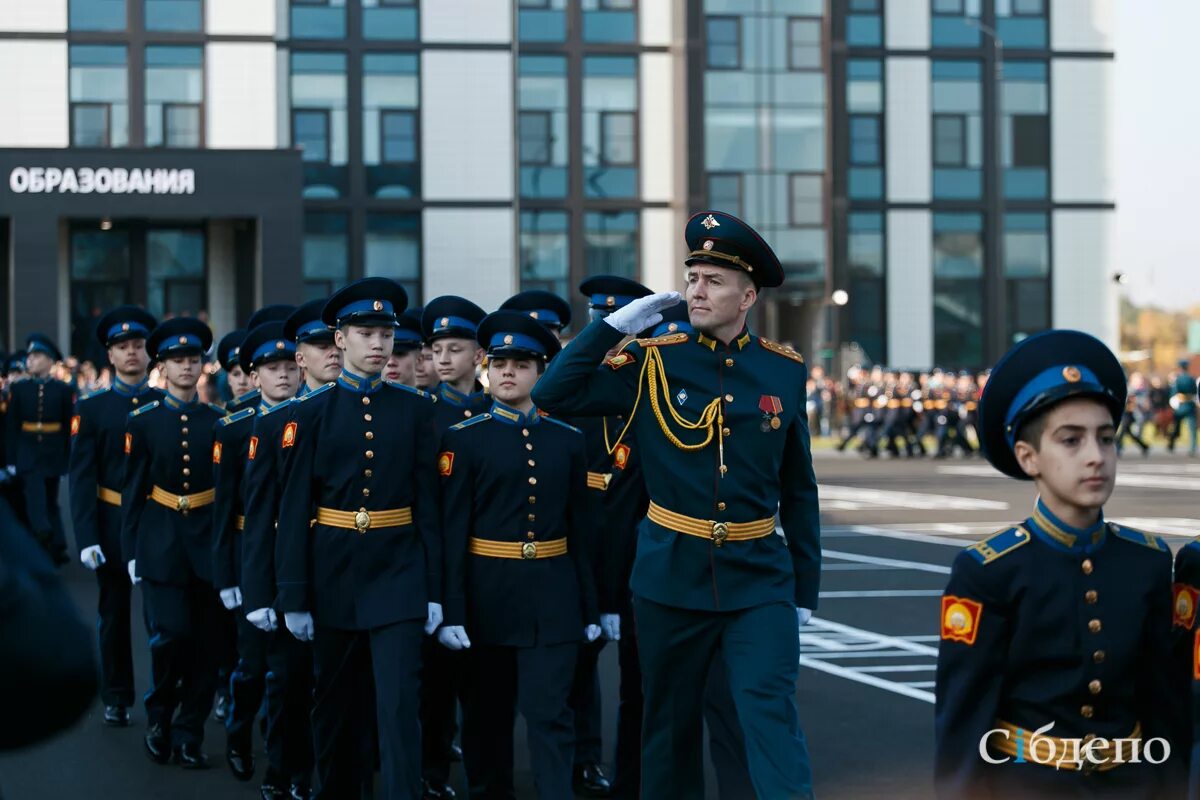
<box><xmin>406</xmin><ymin>307</ymin><xmax>438</xmax><ymax>391</ymax></box>
<box><xmin>422</xmin><ymin>296</ymin><xmax>490</xmax><ymax>427</ymax></box>
<box><xmin>121</xmin><ymin>316</ymin><xmax>226</xmax><ymax>769</ymax></box>
<box><xmin>276</xmin><ymin>277</ymin><xmax>442</xmax><ymax>800</ymax></box>
<box><xmin>5</xmin><ymin>332</ymin><xmax>74</xmax><ymax>565</ymax></box>
<box><xmin>935</xmin><ymin>330</ymin><xmax>1184</xmax><ymax>795</ymax></box>
<box><xmin>437</xmin><ymin>310</ymin><xmax>599</xmax><ymax>799</ymax></box>
<box><xmin>499</xmin><ymin>289</ymin><xmax>573</xmax><ymax>334</ymax></box>
<box><xmin>217</xmin><ymin>329</ymin><xmax>256</xmax><ymax>413</ymax></box>
<box><xmin>68</xmin><ymin>305</ymin><xmax>160</xmax><ymax>728</ymax></box>
<box><xmin>385</xmin><ymin>312</ymin><xmax>424</xmax><ymax>387</ymax></box>
<box><xmin>533</xmin><ymin>211</ymin><xmax>818</xmax><ymax>799</ymax></box>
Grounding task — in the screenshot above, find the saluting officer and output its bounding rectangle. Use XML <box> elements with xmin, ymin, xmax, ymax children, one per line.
<box><xmin>5</xmin><ymin>333</ymin><xmax>74</xmax><ymax>565</ymax></box>
<box><xmin>276</xmin><ymin>278</ymin><xmax>443</xmax><ymax>800</ymax></box>
<box><xmin>437</xmin><ymin>310</ymin><xmax>600</xmax><ymax>799</ymax></box>
<box><xmin>68</xmin><ymin>305</ymin><xmax>161</xmax><ymax>728</ymax></box>
<box><xmin>532</xmin><ymin>211</ymin><xmax>821</xmax><ymax>799</ymax></box>
<box><xmin>122</xmin><ymin>317</ymin><xmax>226</xmax><ymax>769</ymax></box>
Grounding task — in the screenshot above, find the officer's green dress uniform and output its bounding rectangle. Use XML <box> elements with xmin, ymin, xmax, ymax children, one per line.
<box><xmin>533</xmin><ymin>211</ymin><xmax>820</xmax><ymax>799</ymax></box>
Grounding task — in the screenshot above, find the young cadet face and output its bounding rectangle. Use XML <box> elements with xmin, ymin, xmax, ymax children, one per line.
<box><xmin>1014</xmin><ymin>397</ymin><xmax>1118</xmax><ymax>513</ymax></box>
<box><xmin>24</xmin><ymin>351</ymin><xmax>52</xmax><ymax>377</ymax></box>
<box><xmin>414</xmin><ymin>346</ymin><xmax>436</xmax><ymax>389</ymax></box>
<box><xmin>108</xmin><ymin>338</ymin><xmax>150</xmax><ymax>380</ymax></box>
<box><xmin>253</xmin><ymin>359</ymin><xmax>301</xmax><ymax>404</ymax></box>
<box><xmin>385</xmin><ymin>350</ymin><xmax>418</xmax><ymax>386</ymax></box>
<box><xmin>487</xmin><ymin>357</ymin><xmax>540</xmax><ymax>406</ymax></box>
<box><xmin>227</xmin><ymin>364</ymin><xmax>254</xmax><ymax>398</ymax></box>
<box><xmin>335</xmin><ymin>324</ymin><xmax>395</xmax><ymax>376</ymax></box>
<box><xmin>432</xmin><ymin>337</ymin><xmax>483</xmax><ymax>386</ymax></box>
<box><xmin>161</xmin><ymin>354</ymin><xmax>202</xmax><ymax>393</ymax></box>
<box><xmin>296</xmin><ymin>340</ymin><xmax>342</xmax><ymax>385</ymax></box>
<box><xmin>684</xmin><ymin>266</ymin><xmax>756</xmax><ymax>335</ymax></box>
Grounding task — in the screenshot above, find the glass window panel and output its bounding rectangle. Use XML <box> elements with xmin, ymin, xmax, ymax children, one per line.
<box><xmin>291</xmin><ymin>0</ymin><xmax>347</xmax><ymax>39</ymax></box>
<box><xmin>847</xmin><ymin>59</ymin><xmax>882</xmax><ymax>113</ymax></box>
<box><xmin>847</xmin><ymin>212</ymin><xmax>885</xmax><ymax>363</ymax></box>
<box><xmin>72</xmin><ymin>105</ymin><xmax>111</xmax><ymax>147</ymax></box>
<box><xmin>584</xmin><ymin>211</ymin><xmax>639</xmax><ymax>279</ymax></box>
<box><xmin>707</xmin><ymin>16</ymin><xmax>741</xmax><ymax>70</ymax></box>
<box><xmin>72</xmin><ymin>229</ymin><xmax>131</xmax><ymax>281</ymax></box>
<box><xmin>519</xmin><ymin>112</ymin><xmax>552</xmax><ymax>165</ymax></box>
<box><xmin>770</xmin><ymin>108</ymin><xmax>824</xmax><ymax>171</ymax></box>
<box><xmin>520</xmin><ymin>211</ymin><xmax>570</xmax><ymax>299</ymax></box>
<box><xmin>365</xmin><ymin>213</ymin><xmax>421</xmax><ymax>302</ymax></box>
<box><xmin>362</xmin><ymin>0</ymin><xmax>418</xmax><ymax>41</ymax></box>
<box><xmin>164</xmin><ymin>105</ymin><xmax>201</xmax><ymax>147</ymax></box>
<box><xmin>933</xmin><ymin>213</ymin><xmax>983</xmax><ymax>368</ymax></box>
<box><xmin>70</xmin><ymin>0</ymin><xmax>127</xmax><ymax>30</ymax></box>
<box><xmin>145</xmin><ymin>0</ymin><xmax>201</xmax><ymax>31</ymax></box>
<box><xmin>70</xmin><ymin>45</ymin><xmax>128</xmax><ymax>148</ymax></box>
<box><xmin>787</xmin><ymin>18</ymin><xmax>821</xmax><ymax>71</ymax></box>
<box><xmin>600</xmin><ymin>112</ymin><xmax>636</xmax><ymax>166</ymax></box>
<box><xmin>846</xmin><ymin>14</ymin><xmax>882</xmax><ymax>47</ymax></box>
<box><xmin>708</xmin><ymin>173</ymin><xmax>743</xmax><ymax>216</ymax></box>
<box><xmin>849</xmin><ymin>115</ymin><xmax>880</xmax><ymax>165</ymax></box>
<box><xmin>582</xmin><ymin>0</ymin><xmax>636</xmax><ymax>43</ymax></box>
<box><xmin>705</xmin><ymin>107</ymin><xmax>758</xmax><ymax>171</ymax></box>
<box><xmin>519</xmin><ymin>56</ymin><xmax>569</xmax><ymax>198</ymax></box>
<box><xmin>789</xmin><ymin>174</ymin><xmax>822</xmax><ymax>226</ymax></box>
<box><xmin>292</xmin><ymin>52</ymin><xmax>348</xmax><ymax>196</ymax></box>
<box><xmin>933</xmin><ymin>115</ymin><xmax>966</xmax><ymax>166</ymax></box>
<box><xmin>519</xmin><ymin>0</ymin><xmax>567</xmax><ymax>42</ymax></box>
<box><xmin>293</xmin><ymin>111</ymin><xmax>330</xmax><ymax>162</ymax></box>
<box><xmin>583</xmin><ymin>57</ymin><xmax>637</xmax><ymax>198</ymax></box>
<box><xmin>303</xmin><ymin>213</ymin><xmax>348</xmax><ymax>300</ymax></box>
<box><xmin>146</xmin><ymin>229</ymin><xmax>205</xmax><ymax>319</ymax></box>
<box><xmin>850</xmin><ymin>0</ymin><xmax>881</xmax><ymax>9</ymax></box>
<box><xmin>146</xmin><ymin>46</ymin><xmax>203</xmax><ymax>148</ymax></box>
<box><xmin>363</xmin><ymin>53</ymin><xmax>419</xmax><ymax>170</ymax></box>
<box><xmin>380</xmin><ymin>111</ymin><xmax>416</xmax><ymax>164</ymax></box>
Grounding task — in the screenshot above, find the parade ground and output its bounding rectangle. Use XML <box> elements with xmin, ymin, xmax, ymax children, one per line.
<box><xmin>3</xmin><ymin>449</ymin><xmax>1196</xmax><ymax>799</ymax></box>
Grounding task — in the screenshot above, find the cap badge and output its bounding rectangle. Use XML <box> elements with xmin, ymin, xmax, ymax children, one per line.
<box><xmin>121</xmin><ymin>322</ymin><xmax>130</xmax><ymax>331</ymax></box>
<box><xmin>440</xmin><ymin>317</ymin><xmax>450</xmax><ymax>328</ymax></box>
<box><xmin>667</xmin><ymin>323</ymin><xmax>678</xmax><ymax>332</ymax></box>
<box><xmin>373</xmin><ymin>300</ymin><xmax>383</xmax><ymax>312</ymax></box>
<box><xmin>530</xmin><ymin>311</ymin><xmax>539</xmax><ymax>319</ymax></box>
<box><xmin>702</xmin><ymin>240</ymin><xmax>715</xmax><ymax>251</ymax></box>
<box><xmin>605</xmin><ymin>296</ymin><xmax>615</xmax><ymax>307</ymax></box>
<box><xmin>701</xmin><ymin>214</ymin><xmax>721</xmax><ymax>231</ymax></box>
<box><xmin>1063</xmin><ymin>366</ymin><xmax>1082</xmax><ymax>383</ymax></box>
<box><xmin>178</xmin><ymin>336</ymin><xmax>188</xmax><ymax>345</ymax></box>
<box><xmin>275</xmin><ymin>340</ymin><xmax>286</xmax><ymax>350</ymax></box>
<box><xmin>503</xmin><ymin>335</ymin><xmax>514</xmax><ymax>345</ymax></box>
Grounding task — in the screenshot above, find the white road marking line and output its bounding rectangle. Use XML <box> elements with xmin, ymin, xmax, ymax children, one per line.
<box><xmin>819</xmin><ymin>484</ymin><xmax>1009</xmax><ymax>511</ymax></box>
<box><xmin>833</xmin><ymin>524</ymin><xmax>972</xmax><ymax>548</ymax></box>
<box><xmin>938</xmin><ymin>464</ymin><xmax>1200</xmax><ymax>492</ymax></box>
<box><xmin>804</xmin><ymin>617</ymin><xmax>939</xmax><ymax>657</ymax></box>
<box><xmin>799</xmin><ymin>658</ymin><xmax>935</xmax><ymax>704</ymax></box>
<box><xmin>855</xmin><ymin>665</ymin><xmax>937</xmax><ymax>673</ymax></box>
<box><xmin>819</xmin><ymin>589</ymin><xmax>945</xmax><ymax>599</ymax></box>
<box><xmin>822</xmin><ymin>563</ymin><xmax>898</xmax><ymax>571</ymax></box>
<box><xmin>823</xmin><ymin>548</ymin><xmax>953</xmax><ymax>575</ymax></box>
<box><xmin>799</xmin><ymin>617</ymin><xmax>938</xmax><ymax>704</ymax></box>
<box><xmin>906</xmin><ymin>681</ymin><xmax>937</xmax><ymax>689</ymax></box>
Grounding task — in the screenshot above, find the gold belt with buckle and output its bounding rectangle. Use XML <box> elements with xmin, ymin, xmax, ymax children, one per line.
<box><xmin>150</xmin><ymin>486</ymin><xmax>215</xmax><ymax>514</ymax></box>
<box><xmin>315</xmin><ymin>506</ymin><xmax>413</xmax><ymax>534</ymax></box>
<box><xmin>21</xmin><ymin>421</ymin><xmax>62</xmax><ymax>433</ymax></box>
<box><xmin>235</xmin><ymin>515</ymin><xmax>245</xmax><ymax>531</ymax></box>
<box><xmin>468</xmin><ymin>537</ymin><xmax>568</xmax><ymax>560</ymax></box>
<box><xmin>990</xmin><ymin>719</ymin><xmax>1141</xmax><ymax>773</ymax></box>
<box><xmin>586</xmin><ymin>472</ymin><xmax>612</xmax><ymax>491</ymax></box>
<box><xmin>646</xmin><ymin>501</ymin><xmax>776</xmax><ymax>548</ymax></box>
<box><xmin>97</xmin><ymin>486</ymin><xmax>122</xmax><ymax>506</ymax></box>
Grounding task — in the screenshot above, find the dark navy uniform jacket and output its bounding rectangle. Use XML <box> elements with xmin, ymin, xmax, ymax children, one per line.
<box><xmin>1172</xmin><ymin>539</ymin><xmax>1200</xmax><ymax>798</ymax></box>
<box><xmin>432</xmin><ymin>381</ymin><xmax>490</xmax><ymax>432</ymax></box>
<box><xmin>934</xmin><ymin>501</ymin><xmax>1183</xmax><ymax>796</ymax></box>
<box><xmin>212</xmin><ymin>406</ymin><xmax>257</xmax><ymax>591</ymax></box>
<box><xmin>240</xmin><ymin>397</ymin><xmax>296</xmax><ymax>613</ymax></box>
<box><xmin>4</xmin><ymin>377</ymin><xmax>74</xmax><ymax>476</ymax></box>
<box><xmin>276</xmin><ymin>373</ymin><xmax>441</xmax><ymax>631</ymax></box>
<box><xmin>598</xmin><ymin>426</ymin><xmax>649</xmax><ymax>617</ymax></box>
<box><xmin>68</xmin><ymin>379</ymin><xmax>161</xmax><ymax>557</ymax></box>
<box><xmin>120</xmin><ymin>394</ymin><xmax>224</xmax><ymax>585</ymax></box>
<box><xmin>439</xmin><ymin>403</ymin><xmax>598</xmax><ymax>647</ymax></box>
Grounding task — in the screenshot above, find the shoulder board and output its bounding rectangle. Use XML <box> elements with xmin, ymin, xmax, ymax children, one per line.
<box><xmin>965</xmin><ymin>525</ymin><xmax>1031</xmax><ymax>565</ymax></box>
<box><xmin>758</xmin><ymin>337</ymin><xmax>805</xmax><ymax>364</ymax></box>
<box><xmin>542</xmin><ymin>416</ymin><xmax>582</xmax><ymax>434</ymax></box>
<box><xmin>298</xmin><ymin>382</ymin><xmax>335</xmax><ymax>402</ymax></box>
<box><xmin>387</xmin><ymin>382</ymin><xmax>433</xmax><ymax>401</ymax></box>
<box><xmin>80</xmin><ymin>386</ymin><xmax>111</xmax><ymax>402</ymax></box>
<box><xmin>128</xmin><ymin>400</ymin><xmax>161</xmax><ymax>418</ymax></box>
<box><xmin>606</xmin><ymin>351</ymin><xmax>637</xmax><ymax>370</ymax></box>
<box><xmin>260</xmin><ymin>397</ymin><xmax>294</xmax><ymax>417</ymax></box>
<box><xmin>635</xmin><ymin>333</ymin><xmax>689</xmax><ymax>347</ymax></box>
<box><xmin>449</xmin><ymin>413</ymin><xmax>492</xmax><ymax>431</ymax></box>
<box><xmin>206</xmin><ymin>403</ymin><xmax>225</xmax><ymax>415</ymax></box>
<box><xmin>1108</xmin><ymin>522</ymin><xmax>1168</xmax><ymax>552</ymax></box>
<box><xmin>219</xmin><ymin>407</ymin><xmax>257</xmax><ymax>427</ymax></box>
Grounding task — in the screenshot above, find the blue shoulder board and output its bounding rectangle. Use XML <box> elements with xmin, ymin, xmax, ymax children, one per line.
<box><xmin>542</xmin><ymin>415</ymin><xmax>582</xmax><ymax>435</ymax></box>
<box><xmin>387</xmin><ymin>382</ymin><xmax>433</xmax><ymax>401</ymax></box>
<box><xmin>129</xmin><ymin>400</ymin><xmax>160</xmax><ymax>418</ymax></box>
<box><xmin>1108</xmin><ymin>522</ymin><xmax>1167</xmax><ymax>552</ymax></box>
<box><xmin>449</xmin><ymin>413</ymin><xmax>492</xmax><ymax>431</ymax></box>
<box><xmin>298</xmin><ymin>382</ymin><xmax>334</xmax><ymax>402</ymax></box>
<box><xmin>260</xmin><ymin>397</ymin><xmax>294</xmax><ymax>417</ymax></box>
<box><xmin>219</xmin><ymin>407</ymin><xmax>256</xmax><ymax>427</ymax></box>
<box><xmin>965</xmin><ymin>525</ymin><xmax>1031</xmax><ymax>565</ymax></box>
<box><xmin>80</xmin><ymin>386</ymin><xmax>111</xmax><ymax>402</ymax></box>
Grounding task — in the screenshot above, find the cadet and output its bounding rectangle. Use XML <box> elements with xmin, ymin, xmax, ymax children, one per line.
<box><xmin>934</xmin><ymin>330</ymin><xmax>1184</xmax><ymax>796</ymax></box>
<box><xmin>68</xmin><ymin>305</ymin><xmax>161</xmax><ymax>728</ymax></box>
<box><xmin>533</xmin><ymin>211</ymin><xmax>820</xmax><ymax>799</ymax></box>
<box><xmin>241</xmin><ymin>299</ymin><xmax>342</xmax><ymax>800</ymax></box>
<box><xmin>437</xmin><ymin>310</ymin><xmax>600</xmax><ymax>799</ymax></box>
<box><xmin>407</xmin><ymin>307</ymin><xmax>439</xmax><ymax>392</ymax></box>
<box><xmin>5</xmin><ymin>333</ymin><xmax>74</xmax><ymax>565</ymax></box>
<box><xmin>385</xmin><ymin>312</ymin><xmax>424</xmax><ymax>387</ymax></box>
<box><xmin>1170</xmin><ymin>358</ymin><xmax>1198</xmax><ymax>457</ymax></box>
<box><xmin>121</xmin><ymin>317</ymin><xmax>225</xmax><ymax>769</ymax></box>
<box><xmin>276</xmin><ymin>278</ymin><xmax>443</xmax><ymax>800</ymax></box>
<box><xmin>218</xmin><ymin>329</ymin><xmax>257</xmax><ymax>413</ymax></box>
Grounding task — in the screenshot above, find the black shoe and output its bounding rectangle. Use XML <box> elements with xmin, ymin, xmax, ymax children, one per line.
<box><xmin>144</xmin><ymin>724</ymin><xmax>172</xmax><ymax>764</ymax></box>
<box><xmin>423</xmin><ymin>781</ymin><xmax>457</xmax><ymax>799</ymax></box>
<box><xmin>449</xmin><ymin>742</ymin><xmax>463</xmax><ymax>762</ymax></box>
<box><xmin>213</xmin><ymin>693</ymin><xmax>229</xmax><ymax>722</ymax></box>
<box><xmin>173</xmin><ymin>742</ymin><xmax>210</xmax><ymax>769</ymax></box>
<box><xmin>103</xmin><ymin>705</ymin><xmax>129</xmax><ymax>727</ymax></box>
<box><xmin>227</xmin><ymin>745</ymin><xmax>254</xmax><ymax>781</ymax></box>
<box><xmin>573</xmin><ymin>764</ymin><xmax>612</xmax><ymax>797</ymax></box>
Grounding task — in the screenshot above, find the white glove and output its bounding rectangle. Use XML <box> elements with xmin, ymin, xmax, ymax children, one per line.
<box><xmin>437</xmin><ymin>625</ymin><xmax>471</xmax><ymax>650</ymax></box>
<box><xmin>80</xmin><ymin>545</ymin><xmax>106</xmax><ymax>570</ymax></box>
<box><xmin>602</xmin><ymin>291</ymin><xmax>682</xmax><ymax>335</ymax></box>
<box><xmin>246</xmin><ymin>607</ymin><xmax>278</xmax><ymax>632</ymax></box>
<box><xmin>797</xmin><ymin>607</ymin><xmax>812</xmax><ymax>627</ymax></box>
<box><xmin>4</xmin><ymin>465</ymin><xmax>14</xmax><ymax>477</ymax></box>
<box><xmin>127</xmin><ymin>560</ymin><xmax>140</xmax><ymax>585</ymax></box>
<box><xmin>220</xmin><ymin>587</ymin><xmax>243</xmax><ymax>610</ymax></box>
<box><xmin>285</xmin><ymin>611</ymin><xmax>315</xmax><ymax>641</ymax></box>
<box><xmin>585</xmin><ymin>624</ymin><xmax>602</xmax><ymax>643</ymax></box>
<box><xmin>600</xmin><ymin>614</ymin><xmax>621</xmax><ymax>641</ymax></box>
<box><xmin>425</xmin><ymin>602</ymin><xmax>444</xmax><ymax>635</ymax></box>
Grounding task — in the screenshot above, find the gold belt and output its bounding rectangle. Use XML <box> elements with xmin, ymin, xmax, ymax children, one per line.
<box><xmin>990</xmin><ymin>719</ymin><xmax>1141</xmax><ymax>773</ymax></box>
<box><xmin>315</xmin><ymin>506</ymin><xmax>413</xmax><ymax>534</ymax></box>
<box><xmin>21</xmin><ymin>421</ymin><xmax>62</xmax><ymax>433</ymax></box>
<box><xmin>235</xmin><ymin>515</ymin><xmax>245</xmax><ymax>531</ymax></box>
<box><xmin>647</xmin><ymin>501</ymin><xmax>776</xmax><ymax>548</ymax></box>
<box><xmin>150</xmin><ymin>486</ymin><xmax>215</xmax><ymax>513</ymax></box>
<box><xmin>97</xmin><ymin>486</ymin><xmax>122</xmax><ymax>506</ymax></box>
<box><xmin>468</xmin><ymin>537</ymin><xmax>568</xmax><ymax>560</ymax></box>
<box><xmin>586</xmin><ymin>471</ymin><xmax>612</xmax><ymax>491</ymax></box>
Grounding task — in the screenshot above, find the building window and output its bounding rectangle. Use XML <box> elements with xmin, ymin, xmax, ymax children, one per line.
<box><xmin>520</xmin><ymin>211</ymin><xmax>570</xmax><ymax>301</ymax></box>
<box><xmin>1002</xmin><ymin>61</ymin><xmax>1049</xmax><ymax>199</ymax></box>
<box><xmin>293</xmin><ymin>111</ymin><xmax>330</xmax><ymax>162</ymax></box>
<box><xmin>849</xmin><ymin>116</ymin><xmax>881</xmax><ymax>166</ymax></box>
<box><xmin>932</xmin><ymin>114</ymin><xmax>966</xmax><ymax>166</ymax></box>
<box><xmin>707</xmin><ymin>172</ymin><xmax>742</xmax><ymax>217</ymax></box>
<box><xmin>931</xmin><ymin>60</ymin><xmax>981</xmax><ymax>199</ymax></box>
<box><xmin>846</xmin><ymin>212</ymin><xmax>885</xmax><ymax>365</ymax></box>
<box><xmin>145</xmin><ymin>0</ymin><xmax>202</xmax><ymax>32</ymax></box>
<box><xmin>583</xmin><ymin>56</ymin><xmax>638</xmax><ymax>199</ymax></box>
<box><xmin>519</xmin><ymin>0</ymin><xmax>567</xmax><ymax>42</ymax></box>
<box><xmin>303</xmin><ymin>212</ymin><xmax>348</xmax><ymax>301</ymax></box>
<box><xmin>518</xmin><ymin>55</ymin><xmax>569</xmax><ymax>199</ymax></box>
<box><xmin>362</xmin><ymin>0</ymin><xmax>418</xmax><ymax>41</ymax></box>
<box><xmin>69</xmin><ymin>0</ymin><xmax>127</xmax><ymax>31</ymax></box>
<box><xmin>706</xmin><ymin>16</ymin><xmax>741</xmax><ymax>71</ymax></box>
<box><xmin>145</xmin><ymin>46</ymin><xmax>203</xmax><ymax>148</ymax></box>
<box><xmin>789</xmin><ymin>173</ymin><xmax>823</xmax><ymax>226</ymax></box>
<box><xmin>933</xmin><ymin>213</ymin><xmax>984</xmax><ymax>369</ymax></box>
<box><xmin>146</xmin><ymin>228</ymin><xmax>206</xmax><ymax>319</ymax></box>
<box><xmin>847</xmin><ymin>58</ymin><xmax>883</xmax><ymax>199</ymax></box>
<box><xmin>584</xmin><ymin>211</ymin><xmax>638</xmax><ymax>279</ymax></box>
<box><xmin>365</xmin><ymin>213</ymin><xmax>421</xmax><ymax>304</ymax></box>
<box><xmin>70</xmin><ymin>45</ymin><xmax>129</xmax><ymax>148</ymax></box>
<box><xmin>931</xmin><ymin>0</ymin><xmax>981</xmax><ymax>48</ymax></box>
<box><xmin>847</xmin><ymin>0</ymin><xmax>882</xmax><ymax>47</ymax></box>
<box><xmin>583</xmin><ymin>0</ymin><xmax>636</xmax><ymax>44</ymax></box>
<box><xmin>291</xmin><ymin>52</ymin><xmax>348</xmax><ymax>198</ymax></box>
<box><xmin>519</xmin><ymin>112</ymin><xmax>553</xmax><ymax>166</ymax></box>
<box><xmin>364</xmin><ymin>53</ymin><xmax>419</xmax><ymax>198</ymax></box>
<box><xmin>1004</xmin><ymin>212</ymin><xmax>1049</xmax><ymax>345</ymax></box>
<box><xmin>291</xmin><ymin>0</ymin><xmax>347</xmax><ymax>40</ymax></box>
<box><xmin>70</xmin><ymin>226</ymin><xmax>132</xmax><ymax>359</ymax></box>
<box><xmin>787</xmin><ymin>18</ymin><xmax>822</xmax><ymax>71</ymax></box>
<box><xmin>996</xmin><ymin>0</ymin><xmax>1047</xmax><ymax>48</ymax></box>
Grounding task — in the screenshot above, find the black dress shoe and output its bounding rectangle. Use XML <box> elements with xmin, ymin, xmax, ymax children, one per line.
<box><xmin>144</xmin><ymin>724</ymin><xmax>172</xmax><ymax>764</ymax></box>
<box><xmin>227</xmin><ymin>745</ymin><xmax>255</xmax><ymax>781</ymax></box>
<box><xmin>173</xmin><ymin>742</ymin><xmax>210</xmax><ymax>769</ymax></box>
<box><xmin>573</xmin><ymin>764</ymin><xmax>612</xmax><ymax>797</ymax></box>
<box><xmin>422</xmin><ymin>780</ymin><xmax>456</xmax><ymax>799</ymax></box>
<box><xmin>449</xmin><ymin>742</ymin><xmax>463</xmax><ymax>762</ymax></box>
<box><xmin>213</xmin><ymin>693</ymin><xmax>229</xmax><ymax>722</ymax></box>
<box><xmin>103</xmin><ymin>705</ymin><xmax>129</xmax><ymax>727</ymax></box>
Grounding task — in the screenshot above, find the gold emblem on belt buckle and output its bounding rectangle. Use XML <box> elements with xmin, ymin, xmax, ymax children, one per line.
<box><xmin>711</xmin><ymin>521</ymin><xmax>729</xmax><ymax>547</ymax></box>
<box><xmin>177</xmin><ymin>495</ymin><xmax>191</xmax><ymax>513</ymax></box>
<box><xmin>354</xmin><ymin>509</ymin><xmax>371</xmax><ymax>534</ymax></box>
<box><xmin>522</xmin><ymin>542</ymin><xmax>537</xmax><ymax>560</ymax></box>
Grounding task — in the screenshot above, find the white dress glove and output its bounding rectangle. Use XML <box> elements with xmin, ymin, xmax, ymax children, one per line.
<box><xmin>246</xmin><ymin>607</ymin><xmax>278</xmax><ymax>632</ymax></box>
<box><xmin>601</xmin><ymin>291</ymin><xmax>683</xmax><ymax>335</ymax></box>
<box><xmin>127</xmin><ymin>560</ymin><xmax>140</xmax><ymax>585</ymax></box>
<box><xmin>797</xmin><ymin>607</ymin><xmax>813</xmax><ymax>627</ymax></box>
<box><xmin>80</xmin><ymin>545</ymin><xmax>106</xmax><ymax>570</ymax></box>
<box><xmin>437</xmin><ymin>626</ymin><xmax>472</xmax><ymax>650</ymax></box>
<box><xmin>285</xmin><ymin>611</ymin><xmax>315</xmax><ymax>641</ymax></box>
<box><xmin>220</xmin><ymin>587</ymin><xmax>243</xmax><ymax>611</ymax></box>
<box><xmin>600</xmin><ymin>614</ymin><xmax>621</xmax><ymax>642</ymax></box>
<box><xmin>585</xmin><ymin>624</ymin><xmax>602</xmax><ymax>643</ymax></box>
<box><xmin>425</xmin><ymin>602</ymin><xmax>444</xmax><ymax>635</ymax></box>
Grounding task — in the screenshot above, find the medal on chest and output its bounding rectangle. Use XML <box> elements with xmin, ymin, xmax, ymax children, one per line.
<box><xmin>758</xmin><ymin>395</ymin><xmax>783</xmax><ymax>432</ymax></box>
